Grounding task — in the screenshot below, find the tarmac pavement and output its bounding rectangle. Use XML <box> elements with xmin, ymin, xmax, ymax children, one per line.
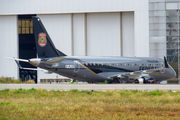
<box><xmin>0</xmin><ymin>84</ymin><xmax>180</xmax><ymax>91</ymax></box>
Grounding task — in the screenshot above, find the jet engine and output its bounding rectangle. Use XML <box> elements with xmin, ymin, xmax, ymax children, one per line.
<box><xmin>135</xmin><ymin>76</ymin><xmax>156</xmax><ymax>84</ymax></box>
<box><xmin>143</xmin><ymin>76</ymin><xmax>156</xmax><ymax>83</ymax></box>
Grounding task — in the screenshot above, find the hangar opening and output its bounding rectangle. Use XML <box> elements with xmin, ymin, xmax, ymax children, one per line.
<box><xmin>18</xmin><ymin>15</ymin><xmax>37</xmax><ymax>83</ymax></box>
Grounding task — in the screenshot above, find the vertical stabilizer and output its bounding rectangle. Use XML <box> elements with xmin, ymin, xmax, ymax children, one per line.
<box><xmin>32</xmin><ymin>16</ymin><xmax>66</xmax><ymax>58</ymax></box>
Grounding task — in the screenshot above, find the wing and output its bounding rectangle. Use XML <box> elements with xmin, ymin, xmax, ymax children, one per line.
<box><xmin>109</xmin><ymin>57</ymin><xmax>170</xmax><ymax>80</ymax></box>
<box><xmin>109</xmin><ymin>67</ymin><xmax>168</xmax><ymax>79</ymax></box>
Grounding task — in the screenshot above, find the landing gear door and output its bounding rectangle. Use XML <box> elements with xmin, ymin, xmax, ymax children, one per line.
<box><xmin>74</xmin><ymin>61</ymin><xmax>80</xmax><ymax>73</ymax></box>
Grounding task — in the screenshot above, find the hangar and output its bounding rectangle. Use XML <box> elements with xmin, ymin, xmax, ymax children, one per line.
<box><xmin>0</xmin><ymin>0</ymin><xmax>179</xmax><ymax>83</ymax></box>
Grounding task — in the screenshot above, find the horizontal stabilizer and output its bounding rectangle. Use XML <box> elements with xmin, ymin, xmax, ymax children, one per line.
<box><xmin>5</xmin><ymin>57</ymin><xmax>44</xmax><ymax>71</ymax></box>
<box><xmin>5</xmin><ymin>57</ymin><xmax>29</xmax><ymax>62</ymax></box>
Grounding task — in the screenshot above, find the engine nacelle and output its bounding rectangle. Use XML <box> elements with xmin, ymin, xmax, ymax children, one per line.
<box><xmin>143</xmin><ymin>76</ymin><xmax>156</xmax><ymax>83</ymax></box>
<box><xmin>135</xmin><ymin>78</ymin><xmax>144</xmax><ymax>84</ymax></box>
<box><xmin>135</xmin><ymin>76</ymin><xmax>156</xmax><ymax>84</ymax></box>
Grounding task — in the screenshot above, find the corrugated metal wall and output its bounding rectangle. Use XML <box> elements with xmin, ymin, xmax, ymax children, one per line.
<box><xmin>0</xmin><ymin>16</ymin><xmax>18</xmax><ymax>78</ymax></box>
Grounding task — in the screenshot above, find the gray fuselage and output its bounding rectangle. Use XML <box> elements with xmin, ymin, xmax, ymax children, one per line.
<box><xmin>36</xmin><ymin>56</ymin><xmax>176</xmax><ymax>82</ymax></box>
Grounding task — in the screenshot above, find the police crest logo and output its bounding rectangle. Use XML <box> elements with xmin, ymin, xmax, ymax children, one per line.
<box><xmin>38</xmin><ymin>33</ymin><xmax>47</xmax><ymax>47</ymax></box>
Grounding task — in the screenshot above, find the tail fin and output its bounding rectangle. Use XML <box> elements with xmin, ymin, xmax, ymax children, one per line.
<box><xmin>32</xmin><ymin>16</ymin><xmax>66</xmax><ymax>58</ymax></box>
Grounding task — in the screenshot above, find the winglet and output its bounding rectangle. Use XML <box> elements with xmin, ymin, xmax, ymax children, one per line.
<box><xmin>164</xmin><ymin>56</ymin><xmax>169</xmax><ymax>68</ymax></box>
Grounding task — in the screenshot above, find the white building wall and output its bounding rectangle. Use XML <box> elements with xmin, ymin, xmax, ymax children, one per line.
<box><xmin>122</xmin><ymin>12</ymin><xmax>134</xmax><ymax>57</ymax></box>
<box><xmin>0</xmin><ymin>0</ymin><xmax>149</xmax><ymax>57</ymax></box>
<box><xmin>86</xmin><ymin>13</ymin><xmax>121</xmax><ymax>56</ymax></box>
<box><xmin>0</xmin><ymin>0</ymin><xmax>136</xmax><ymax>15</ymax></box>
<box><xmin>37</xmin><ymin>14</ymin><xmax>72</xmax><ymax>81</ymax></box>
<box><xmin>149</xmin><ymin>1</ymin><xmax>166</xmax><ymax>58</ymax></box>
<box><xmin>0</xmin><ymin>16</ymin><xmax>18</xmax><ymax>78</ymax></box>
<box><xmin>73</xmin><ymin>13</ymin><xmax>86</xmax><ymax>56</ymax></box>
<box><xmin>134</xmin><ymin>10</ymin><xmax>149</xmax><ymax>57</ymax></box>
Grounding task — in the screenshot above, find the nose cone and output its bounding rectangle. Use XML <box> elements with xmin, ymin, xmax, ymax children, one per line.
<box><xmin>169</xmin><ymin>65</ymin><xmax>176</xmax><ymax>78</ymax></box>
<box><xmin>172</xmin><ymin>68</ymin><xmax>176</xmax><ymax>78</ymax></box>
<box><xmin>29</xmin><ymin>58</ymin><xmax>41</xmax><ymax>67</ymax></box>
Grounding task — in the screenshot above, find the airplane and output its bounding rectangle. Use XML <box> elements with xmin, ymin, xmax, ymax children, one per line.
<box><xmin>7</xmin><ymin>16</ymin><xmax>176</xmax><ymax>84</ymax></box>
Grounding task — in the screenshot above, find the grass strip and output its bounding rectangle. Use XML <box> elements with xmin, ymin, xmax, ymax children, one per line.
<box><xmin>0</xmin><ymin>88</ymin><xmax>180</xmax><ymax>119</ymax></box>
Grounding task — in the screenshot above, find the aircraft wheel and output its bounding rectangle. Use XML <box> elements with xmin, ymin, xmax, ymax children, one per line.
<box><xmin>134</xmin><ymin>79</ymin><xmax>139</xmax><ymax>84</ymax></box>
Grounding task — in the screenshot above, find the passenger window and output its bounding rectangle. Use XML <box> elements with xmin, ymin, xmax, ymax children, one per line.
<box><xmin>127</xmin><ymin>63</ymin><xmax>129</xmax><ymax>66</ymax></box>
<box><xmin>93</xmin><ymin>63</ymin><xmax>96</xmax><ymax>66</ymax></box>
<box><xmin>147</xmin><ymin>66</ymin><xmax>150</xmax><ymax>70</ymax></box>
<box><xmin>101</xmin><ymin>63</ymin><xmax>103</xmax><ymax>66</ymax></box>
<box><xmin>135</xmin><ymin>64</ymin><xmax>137</xmax><ymax>66</ymax></box>
<box><xmin>153</xmin><ymin>64</ymin><xmax>155</xmax><ymax>67</ymax></box>
<box><xmin>131</xmin><ymin>63</ymin><xmax>134</xmax><ymax>66</ymax></box>
<box><xmin>109</xmin><ymin>63</ymin><xmax>111</xmax><ymax>66</ymax></box>
<box><xmin>120</xmin><ymin>63</ymin><xmax>122</xmax><ymax>66</ymax></box>
<box><xmin>141</xmin><ymin>66</ymin><xmax>145</xmax><ymax>70</ymax></box>
<box><xmin>124</xmin><ymin>63</ymin><xmax>126</xmax><ymax>66</ymax></box>
<box><xmin>139</xmin><ymin>64</ymin><xmax>141</xmax><ymax>66</ymax></box>
<box><xmin>146</xmin><ymin>64</ymin><xmax>148</xmax><ymax>66</ymax></box>
<box><xmin>116</xmin><ymin>63</ymin><xmax>118</xmax><ymax>66</ymax></box>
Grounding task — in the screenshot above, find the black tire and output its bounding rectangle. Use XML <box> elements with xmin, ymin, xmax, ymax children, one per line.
<box><xmin>134</xmin><ymin>79</ymin><xmax>139</xmax><ymax>84</ymax></box>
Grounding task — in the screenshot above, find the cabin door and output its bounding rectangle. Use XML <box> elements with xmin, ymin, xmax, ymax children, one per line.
<box><xmin>74</xmin><ymin>61</ymin><xmax>80</xmax><ymax>73</ymax></box>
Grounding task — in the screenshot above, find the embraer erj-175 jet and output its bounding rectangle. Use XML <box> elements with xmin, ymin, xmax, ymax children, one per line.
<box><xmin>7</xmin><ymin>16</ymin><xmax>176</xmax><ymax>84</ymax></box>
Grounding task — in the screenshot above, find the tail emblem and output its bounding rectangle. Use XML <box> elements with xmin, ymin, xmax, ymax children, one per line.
<box><xmin>38</xmin><ymin>33</ymin><xmax>47</xmax><ymax>47</ymax></box>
